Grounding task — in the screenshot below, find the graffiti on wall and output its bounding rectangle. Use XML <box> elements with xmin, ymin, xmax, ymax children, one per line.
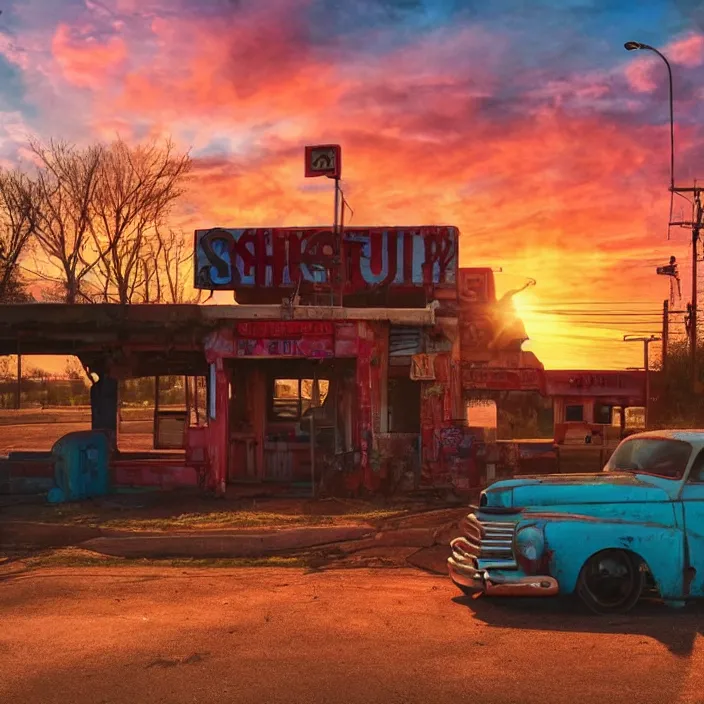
<box><xmin>194</xmin><ymin>227</ymin><xmax>458</xmax><ymax>291</ymax></box>
<box><xmin>435</xmin><ymin>426</ymin><xmax>475</xmax><ymax>458</ymax></box>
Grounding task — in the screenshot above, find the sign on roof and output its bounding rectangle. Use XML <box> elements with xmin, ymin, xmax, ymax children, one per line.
<box><xmin>194</xmin><ymin>226</ymin><xmax>458</xmax><ymax>292</ymax></box>
<box><xmin>304</xmin><ymin>144</ymin><xmax>341</xmax><ymax>179</ymax></box>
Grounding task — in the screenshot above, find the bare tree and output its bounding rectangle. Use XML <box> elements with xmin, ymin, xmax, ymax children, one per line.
<box><xmin>91</xmin><ymin>137</ymin><xmax>191</xmax><ymax>304</ymax></box>
<box><xmin>0</xmin><ymin>169</ymin><xmax>38</xmax><ymax>302</ymax></box>
<box><xmin>0</xmin><ymin>356</ymin><xmax>13</xmax><ymax>380</ymax></box>
<box><xmin>147</xmin><ymin>228</ymin><xmax>201</xmax><ymax>303</ymax></box>
<box><xmin>30</xmin><ymin>139</ymin><xmax>103</xmax><ymax>303</ymax></box>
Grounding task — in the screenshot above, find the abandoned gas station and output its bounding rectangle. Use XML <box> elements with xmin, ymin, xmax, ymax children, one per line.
<box><xmin>0</xmin><ymin>225</ymin><xmax>646</xmax><ymax>499</ymax></box>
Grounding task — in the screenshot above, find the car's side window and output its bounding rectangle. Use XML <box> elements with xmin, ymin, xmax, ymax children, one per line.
<box><xmin>688</xmin><ymin>450</ymin><xmax>704</xmax><ymax>483</ymax></box>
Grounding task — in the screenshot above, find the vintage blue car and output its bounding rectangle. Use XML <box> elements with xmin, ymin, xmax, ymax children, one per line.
<box><xmin>447</xmin><ymin>430</ymin><xmax>704</xmax><ymax>614</ymax></box>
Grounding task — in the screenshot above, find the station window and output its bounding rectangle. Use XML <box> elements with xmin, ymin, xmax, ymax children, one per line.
<box><xmin>270</xmin><ymin>378</ymin><xmax>330</xmax><ymax>421</ymax></box>
<box><xmin>594</xmin><ymin>403</ymin><xmax>613</xmax><ymax>425</ymax></box>
<box><xmin>565</xmin><ymin>404</ymin><xmax>584</xmax><ymax>422</ymax></box>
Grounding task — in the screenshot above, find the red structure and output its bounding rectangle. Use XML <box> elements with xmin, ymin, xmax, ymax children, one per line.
<box><xmin>546</xmin><ymin>370</ymin><xmax>646</xmax><ymax>447</ymax></box>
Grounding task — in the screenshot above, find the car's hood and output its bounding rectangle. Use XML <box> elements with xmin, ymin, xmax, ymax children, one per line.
<box><xmin>482</xmin><ymin>472</ymin><xmax>675</xmax><ymax>509</ymax></box>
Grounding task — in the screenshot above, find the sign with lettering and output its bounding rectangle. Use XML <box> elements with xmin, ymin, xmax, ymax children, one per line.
<box><xmin>236</xmin><ymin>321</ymin><xmax>334</xmax><ymax>339</ymax></box>
<box><xmin>462</xmin><ymin>367</ymin><xmax>544</xmax><ymax>391</ymax></box>
<box><xmin>544</xmin><ymin>370</ymin><xmax>645</xmax><ymax>399</ymax></box>
<box><xmin>194</xmin><ymin>226</ymin><xmax>458</xmax><ymax>292</ymax></box>
<box><xmin>235</xmin><ymin>338</ymin><xmax>334</xmax><ymax>358</ymax></box>
<box><xmin>304</xmin><ymin>144</ymin><xmax>341</xmax><ymax>179</ymax></box>
<box><xmin>205</xmin><ymin>322</ymin><xmax>336</xmax><ymax>360</ymax></box>
<box><xmin>235</xmin><ymin>320</ymin><xmax>334</xmax><ymax>358</ymax></box>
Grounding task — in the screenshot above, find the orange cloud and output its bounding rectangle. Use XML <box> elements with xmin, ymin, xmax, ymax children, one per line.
<box><xmin>5</xmin><ymin>4</ymin><xmax>694</xmax><ymax>370</ymax></box>
<box><xmin>180</xmin><ymin>103</ymin><xmax>675</xmax><ymax>371</ymax></box>
<box><xmin>116</xmin><ymin>1</ymin><xmax>342</xmax><ymax>130</ymax></box>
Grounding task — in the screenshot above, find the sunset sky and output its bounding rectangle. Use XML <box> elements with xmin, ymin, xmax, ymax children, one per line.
<box><xmin>1</xmin><ymin>0</ymin><xmax>703</xmax><ymax>370</ymax></box>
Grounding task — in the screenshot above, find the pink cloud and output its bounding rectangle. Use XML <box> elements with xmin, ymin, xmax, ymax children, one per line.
<box><xmin>667</xmin><ymin>32</ymin><xmax>704</xmax><ymax>67</ymax></box>
<box><xmin>624</xmin><ymin>58</ymin><xmax>657</xmax><ymax>93</ymax></box>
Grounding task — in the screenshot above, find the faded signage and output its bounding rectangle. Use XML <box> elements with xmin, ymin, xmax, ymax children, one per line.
<box><xmin>462</xmin><ymin>367</ymin><xmax>544</xmax><ymax>391</ymax></box>
<box><xmin>205</xmin><ymin>322</ymin><xmax>335</xmax><ymax>360</ymax></box>
<box><xmin>194</xmin><ymin>227</ymin><xmax>458</xmax><ymax>292</ymax></box>
<box><xmin>235</xmin><ymin>338</ymin><xmax>333</xmax><ymax>358</ymax></box>
<box><xmin>459</xmin><ymin>268</ymin><xmax>495</xmax><ymax>306</ymax></box>
<box><xmin>236</xmin><ymin>321</ymin><xmax>334</xmax><ymax>339</ymax></box>
<box><xmin>544</xmin><ymin>371</ymin><xmax>645</xmax><ymax>400</ymax></box>
<box><xmin>237</xmin><ymin>320</ymin><xmax>334</xmax><ymax>358</ymax></box>
<box><xmin>410</xmin><ymin>354</ymin><xmax>436</xmax><ymax>381</ymax></box>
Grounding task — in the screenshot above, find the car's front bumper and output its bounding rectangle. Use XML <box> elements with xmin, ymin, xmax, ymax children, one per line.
<box><xmin>448</xmin><ymin>536</ymin><xmax>559</xmax><ymax>597</ymax></box>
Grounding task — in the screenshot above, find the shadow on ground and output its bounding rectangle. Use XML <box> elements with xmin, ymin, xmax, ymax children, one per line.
<box><xmin>452</xmin><ymin>593</ymin><xmax>704</xmax><ymax>657</ymax></box>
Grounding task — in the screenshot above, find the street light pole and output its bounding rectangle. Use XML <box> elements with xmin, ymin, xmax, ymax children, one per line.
<box><xmin>624</xmin><ymin>335</ymin><xmax>661</xmax><ymax>430</ymax></box>
<box><xmin>624</xmin><ymin>42</ymin><xmax>674</xmax><ymax>198</ymax></box>
<box><xmin>625</xmin><ymin>41</ymin><xmax>701</xmax><ymax>391</ymax></box>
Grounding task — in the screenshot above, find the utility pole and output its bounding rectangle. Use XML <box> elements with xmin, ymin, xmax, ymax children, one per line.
<box><xmin>670</xmin><ymin>185</ymin><xmax>703</xmax><ymax>390</ymax></box>
<box><xmin>662</xmin><ymin>299</ymin><xmax>669</xmax><ymax>376</ymax></box>
<box><xmin>624</xmin><ymin>335</ymin><xmax>661</xmax><ymax>430</ymax></box>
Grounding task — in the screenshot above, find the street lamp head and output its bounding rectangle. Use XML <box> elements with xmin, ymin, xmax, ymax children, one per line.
<box><xmin>624</xmin><ymin>41</ymin><xmax>645</xmax><ymax>51</ymax></box>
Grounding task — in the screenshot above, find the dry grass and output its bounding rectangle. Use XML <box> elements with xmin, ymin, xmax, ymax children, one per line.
<box><xmin>3</xmin><ymin>501</ymin><xmax>404</xmax><ymax>532</ymax></box>
<box><xmin>100</xmin><ymin>510</ymin><xmax>400</xmax><ymax>532</ymax></box>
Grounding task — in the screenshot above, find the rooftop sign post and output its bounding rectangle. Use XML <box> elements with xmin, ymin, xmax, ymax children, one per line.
<box><xmin>305</xmin><ymin>144</ymin><xmax>343</xmax><ymax>305</ymax></box>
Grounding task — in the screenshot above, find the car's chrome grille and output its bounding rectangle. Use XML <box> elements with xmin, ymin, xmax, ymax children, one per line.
<box><xmin>451</xmin><ymin>514</ymin><xmax>518</xmax><ymax>569</ymax></box>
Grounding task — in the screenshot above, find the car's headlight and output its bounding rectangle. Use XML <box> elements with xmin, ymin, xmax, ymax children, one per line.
<box><xmin>515</xmin><ymin>526</ymin><xmax>545</xmax><ymax>569</ymax></box>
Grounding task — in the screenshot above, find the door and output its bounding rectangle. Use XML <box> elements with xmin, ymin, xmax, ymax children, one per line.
<box><xmin>680</xmin><ymin>449</ymin><xmax>704</xmax><ymax>596</ymax></box>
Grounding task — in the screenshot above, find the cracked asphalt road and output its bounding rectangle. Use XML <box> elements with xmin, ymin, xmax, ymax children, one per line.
<box><xmin>3</xmin><ymin>567</ymin><xmax>704</xmax><ymax>704</ymax></box>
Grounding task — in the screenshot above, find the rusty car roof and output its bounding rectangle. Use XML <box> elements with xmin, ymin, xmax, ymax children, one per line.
<box><xmin>625</xmin><ymin>429</ymin><xmax>704</xmax><ymax>444</ymax></box>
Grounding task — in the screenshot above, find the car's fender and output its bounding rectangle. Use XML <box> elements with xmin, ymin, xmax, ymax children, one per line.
<box><xmin>539</xmin><ymin>513</ymin><xmax>685</xmax><ymax>599</ymax></box>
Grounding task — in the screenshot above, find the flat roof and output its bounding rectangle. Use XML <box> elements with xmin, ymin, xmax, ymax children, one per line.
<box><xmin>0</xmin><ymin>303</ymin><xmax>435</xmax><ymax>356</ymax></box>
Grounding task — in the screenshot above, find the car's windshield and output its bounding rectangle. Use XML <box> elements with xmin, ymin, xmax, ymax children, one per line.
<box><xmin>605</xmin><ymin>438</ymin><xmax>692</xmax><ymax>479</ymax></box>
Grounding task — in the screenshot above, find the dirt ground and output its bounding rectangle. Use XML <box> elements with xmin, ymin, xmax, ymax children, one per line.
<box><xmin>2</xmin><ymin>567</ymin><xmax>704</xmax><ymax>704</ymax></box>
<box><xmin>0</xmin><ymin>408</ymin><xmax>169</xmax><ymax>452</ymax></box>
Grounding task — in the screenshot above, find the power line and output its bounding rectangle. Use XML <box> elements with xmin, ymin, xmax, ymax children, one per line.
<box><xmin>523</xmin><ymin>311</ymin><xmax>663</xmax><ymax>317</ymax></box>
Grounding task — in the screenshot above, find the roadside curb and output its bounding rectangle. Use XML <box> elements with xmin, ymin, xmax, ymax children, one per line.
<box><xmin>79</xmin><ymin>526</ymin><xmax>376</xmax><ymax>558</ymax></box>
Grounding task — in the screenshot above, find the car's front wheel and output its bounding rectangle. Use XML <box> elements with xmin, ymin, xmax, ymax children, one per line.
<box><xmin>576</xmin><ymin>549</ymin><xmax>645</xmax><ymax>615</ymax></box>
